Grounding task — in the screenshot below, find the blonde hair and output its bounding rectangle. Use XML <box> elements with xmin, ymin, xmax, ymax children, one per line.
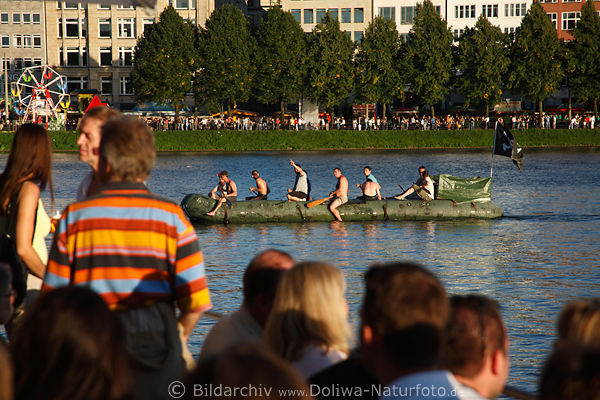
<box><xmin>263</xmin><ymin>261</ymin><xmax>350</xmax><ymax>362</ymax></box>
<box><xmin>558</xmin><ymin>299</ymin><xmax>600</xmax><ymax>349</ymax></box>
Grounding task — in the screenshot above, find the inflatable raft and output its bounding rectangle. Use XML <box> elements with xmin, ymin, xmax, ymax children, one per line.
<box><xmin>181</xmin><ymin>194</ymin><xmax>503</xmax><ymax>224</ymax></box>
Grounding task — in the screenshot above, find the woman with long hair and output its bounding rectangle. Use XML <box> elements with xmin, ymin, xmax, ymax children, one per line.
<box><xmin>263</xmin><ymin>261</ymin><xmax>351</xmax><ymax>378</ymax></box>
<box><xmin>0</xmin><ymin>123</ymin><xmax>53</xmax><ymax>295</ymax></box>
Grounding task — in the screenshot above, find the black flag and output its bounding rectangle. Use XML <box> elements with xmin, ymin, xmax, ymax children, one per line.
<box><xmin>494</xmin><ymin>122</ymin><xmax>524</xmax><ymax>171</ymax></box>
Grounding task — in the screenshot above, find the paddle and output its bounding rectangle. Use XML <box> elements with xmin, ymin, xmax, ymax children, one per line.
<box><xmin>306</xmin><ymin>196</ymin><xmax>331</xmax><ymax>208</ymax></box>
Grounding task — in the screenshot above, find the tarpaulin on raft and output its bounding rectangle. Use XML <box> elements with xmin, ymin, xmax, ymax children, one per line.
<box><xmin>435</xmin><ymin>174</ymin><xmax>492</xmax><ymax>203</ymax></box>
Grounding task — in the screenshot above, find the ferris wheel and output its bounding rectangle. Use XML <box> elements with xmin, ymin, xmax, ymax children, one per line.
<box><xmin>11</xmin><ymin>65</ymin><xmax>70</xmax><ymax>125</ymax></box>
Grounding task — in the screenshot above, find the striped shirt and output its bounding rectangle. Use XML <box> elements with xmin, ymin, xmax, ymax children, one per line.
<box><xmin>43</xmin><ymin>181</ymin><xmax>211</xmax><ymax>314</ymax></box>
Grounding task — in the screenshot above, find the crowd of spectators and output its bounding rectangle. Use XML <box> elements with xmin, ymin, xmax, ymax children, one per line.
<box><xmin>0</xmin><ymin>111</ymin><xmax>599</xmax><ymax>400</ymax></box>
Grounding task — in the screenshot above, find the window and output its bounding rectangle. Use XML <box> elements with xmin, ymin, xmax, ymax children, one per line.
<box><xmin>13</xmin><ymin>13</ymin><xmax>21</xmax><ymax>24</ymax></box>
<box><xmin>346</xmin><ymin>31</ymin><xmax>351</xmax><ymax>39</ymax></box>
<box><xmin>14</xmin><ymin>35</ymin><xmax>22</xmax><ymax>48</ymax></box>
<box><xmin>143</xmin><ymin>18</ymin><xmax>155</xmax><ymax>35</ymax></box>
<box><xmin>341</xmin><ymin>8</ymin><xmax>351</xmax><ymax>23</ymax></box>
<box><xmin>354</xmin><ymin>8</ymin><xmax>364</xmax><ymax>23</ymax></box>
<box><xmin>118</xmin><ymin>18</ymin><xmax>136</xmax><ymax>38</ymax></box>
<box><xmin>505</xmin><ymin>3</ymin><xmax>527</xmax><ymax>17</ymax></box>
<box><xmin>101</xmin><ymin>77</ymin><xmax>113</xmax><ymax>94</ymax></box>
<box><xmin>23</xmin><ymin>36</ymin><xmax>32</xmax><ymax>48</ymax></box>
<box><xmin>119</xmin><ymin>47</ymin><xmax>134</xmax><ymax>66</ymax></box>
<box><xmin>328</xmin><ymin>8</ymin><xmax>338</xmax><ymax>20</ymax></box>
<box><xmin>454</xmin><ymin>29</ymin><xmax>464</xmax><ymax>40</ymax></box>
<box><xmin>192</xmin><ymin>0</ymin><xmax>197</xmax><ymax>9</ymax></box>
<box><xmin>1</xmin><ymin>35</ymin><xmax>8</xmax><ymax>48</ymax></box>
<box><xmin>175</xmin><ymin>0</ymin><xmax>190</xmax><ymax>8</ymax></box>
<box><xmin>23</xmin><ymin>58</ymin><xmax>33</xmax><ymax>68</ymax></box>
<box><xmin>316</xmin><ymin>9</ymin><xmax>326</xmax><ymax>23</ymax></box>
<box><xmin>98</xmin><ymin>3</ymin><xmax>110</xmax><ymax>9</ymax></box>
<box><xmin>66</xmin><ymin>47</ymin><xmax>80</xmax><ymax>66</ymax></box>
<box><xmin>67</xmin><ymin>77</ymin><xmax>88</xmax><ymax>92</ymax></box>
<box><xmin>540</xmin><ymin>0</ymin><xmax>557</xmax><ymax>2</ymax></box>
<box><xmin>99</xmin><ymin>47</ymin><xmax>112</xmax><ymax>66</ymax></box>
<box><xmin>304</xmin><ymin>9</ymin><xmax>313</xmax><ymax>24</ymax></box>
<box><xmin>120</xmin><ymin>76</ymin><xmax>133</xmax><ymax>95</ymax></box>
<box><xmin>64</xmin><ymin>2</ymin><xmax>79</xmax><ymax>9</ymax></box>
<box><xmin>482</xmin><ymin>5</ymin><xmax>498</xmax><ymax>18</ymax></box>
<box><xmin>456</xmin><ymin>5</ymin><xmax>476</xmax><ymax>18</ymax></box>
<box><xmin>33</xmin><ymin>58</ymin><xmax>42</xmax><ymax>66</ymax></box>
<box><xmin>33</xmin><ymin>13</ymin><xmax>41</xmax><ymax>24</ymax></box>
<box><xmin>1</xmin><ymin>13</ymin><xmax>8</xmax><ymax>24</ymax></box>
<box><xmin>23</xmin><ymin>14</ymin><xmax>31</xmax><ymax>24</ymax></box>
<box><xmin>354</xmin><ymin>31</ymin><xmax>363</xmax><ymax>43</ymax></box>
<box><xmin>99</xmin><ymin>18</ymin><xmax>111</xmax><ymax>38</ymax></box>
<box><xmin>291</xmin><ymin>9</ymin><xmax>301</xmax><ymax>23</ymax></box>
<box><xmin>379</xmin><ymin>7</ymin><xmax>396</xmax><ymax>21</ymax></box>
<box><xmin>117</xmin><ymin>4</ymin><xmax>135</xmax><ymax>9</ymax></box>
<box><xmin>400</xmin><ymin>7</ymin><xmax>416</xmax><ymax>24</ymax></box>
<box><xmin>563</xmin><ymin>0</ymin><xmax>582</xmax><ymax>2</ymax></box>
<box><xmin>65</xmin><ymin>19</ymin><xmax>79</xmax><ymax>37</ymax></box>
<box><xmin>33</xmin><ymin>35</ymin><xmax>41</xmax><ymax>48</ymax></box>
<box><xmin>81</xmin><ymin>19</ymin><xmax>87</xmax><ymax>38</ymax></box>
<box><xmin>562</xmin><ymin>12</ymin><xmax>580</xmax><ymax>30</ymax></box>
<box><xmin>548</xmin><ymin>12</ymin><xmax>557</xmax><ymax>29</ymax></box>
<box><xmin>503</xmin><ymin>27</ymin><xmax>516</xmax><ymax>34</ymax></box>
<box><xmin>14</xmin><ymin>58</ymin><xmax>24</xmax><ymax>71</ymax></box>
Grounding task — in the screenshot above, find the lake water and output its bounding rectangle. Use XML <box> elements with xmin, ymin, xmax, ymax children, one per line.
<box><xmin>3</xmin><ymin>149</ymin><xmax>600</xmax><ymax>394</ymax></box>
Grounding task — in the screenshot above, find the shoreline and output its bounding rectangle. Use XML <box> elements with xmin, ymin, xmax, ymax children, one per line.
<box><xmin>2</xmin><ymin>129</ymin><xmax>600</xmax><ymax>153</ymax></box>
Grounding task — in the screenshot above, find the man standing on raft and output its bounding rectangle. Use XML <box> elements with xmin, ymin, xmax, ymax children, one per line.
<box><xmin>329</xmin><ymin>167</ymin><xmax>349</xmax><ymax>222</ymax></box>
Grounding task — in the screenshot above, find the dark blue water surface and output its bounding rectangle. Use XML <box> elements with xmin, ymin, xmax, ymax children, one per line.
<box><xmin>5</xmin><ymin>150</ymin><xmax>600</xmax><ymax>394</ymax></box>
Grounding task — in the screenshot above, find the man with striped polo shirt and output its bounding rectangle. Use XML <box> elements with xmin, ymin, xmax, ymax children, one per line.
<box><xmin>44</xmin><ymin>116</ymin><xmax>211</xmax><ymax>400</ymax></box>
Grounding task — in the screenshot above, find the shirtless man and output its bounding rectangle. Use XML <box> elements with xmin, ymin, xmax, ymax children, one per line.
<box><xmin>206</xmin><ymin>171</ymin><xmax>238</xmax><ymax>216</ymax></box>
<box><xmin>395</xmin><ymin>165</ymin><xmax>434</xmax><ymax>201</ymax></box>
<box><xmin>246</xmin><ymin>170</ymin><xmax>269</xmax><ymax>200</ymax></box>
<box><xmin>359</xmin><ymin>178</ymin><xmax>381</xmax><ymax>201</ymax></box>
<box><xmin>328</xmin><ymin>167</ymin><xmax>349</xmax><ymax>222</ymax></box>
<box><xmin>287</xmin><ymin>160</ymin><xmax>309</xmax><ymax>201</ymax></box>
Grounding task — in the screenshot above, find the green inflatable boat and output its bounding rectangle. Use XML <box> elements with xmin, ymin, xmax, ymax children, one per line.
<box><xmin>181</xmin><ymin>175</ymin><xmax>503</xmax><ymax>224</ymax></box>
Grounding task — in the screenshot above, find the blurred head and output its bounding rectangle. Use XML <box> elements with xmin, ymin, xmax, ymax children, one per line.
<box><xmin>263</xmin><ymin>262</ymin><xmax>350</xmax><ymax>362</ymax></box>
<box><xmin>185</xmin><ymin>344</ymin><xmax>311</xmax><ymax>400</ymax></box>
<box><xmin>418</xmin><ymin>166</ymin><xmax>428</xmax><ymax>178</ymax></box>
<box><xmin>557</xmin><ymin>299</ymin><xmax>600</xmax><ymax>349</ymax></box>
<box><xmin>333</xmin><ymin>168</ymin><xmax>342</xmax><ymax>178</ymax></box>
<box><xmin>242</xmin><ymin>249</ymin><xmax>294</xmax><ymax>327</ymax></box>
<box><xmin>539</xmin><ymin>343</ymin><xmax>600</xmax><ymax>400</ymax></box>
<box><xmin>251</xmin><ymin>170</ymin><xmax>259</xmax><ymax>179</ymax></box>
<box><xmin>0</xmin><ymin>340</ymin><xmax>13</xmax><ymax>400</ymax></box>
<box><xmin>360</xmin><ymin>262</ymin><xmax>448</xmax><ymax>373</ymax></box>
<box><xmin>77</xmin><ymin>107</ymin><xmax>122</xmax><ymax>170</ymax></box>
<box><xmin>99</xmin><ymin>117</ymin><xmax>155</xmax><ymax>183</ymax></box>
<box><xmin>11</xmin><ymin>286</ymin><xmax>133</xmax><ymax>400</ymax></box>
<box><xmin>444</xmin><ymin>295</ymin><xmax>509</xmax><ymax>399</ymax></box>
<box><xmin>364</xmin><ymin>166</ymin><xmax>372</xmax><ymax>176</ymax></box>
<box><xmin>0</xmin><ymin>123</ymin><xmax>53</xmax><ymax>213</ymax></box>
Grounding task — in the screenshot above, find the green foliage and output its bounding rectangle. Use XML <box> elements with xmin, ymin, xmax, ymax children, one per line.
<box><xmin>354</xmin><ymin>17</ymin><xmax>403</xmax><ymax>107</ymax></box>
<box><xmin>195</xmin><ymin>5</ymin><xmax>256</xmax><ymax>113</ymax></box>
<box><xmin>456</xmin><ymin>16</ymin><xmax>510</xmax><ymax>116</ymax></box>
<box><xmin>305</xmin><ymin>13</ymin><xmax>355</xmax><ymax>114</ymax></box>
<box><xmin>131</xmin><ymin>6</ymin><xmax>197</xmax><ymax>116</ymax></box>
<box><xmin>571</xmin><ymin>0</ymin><xmax>600</xmax><ymax>111</ymax></box>
<box><xmin>403</xmin><ymin>0</ymin><xmax>453</xmax><ymax>115</ymax></box>
<box><xmin>508</xmin><ymin>2</ymin><xmax>564</xmax><ymax>109</ymax></box>
<box><xmin>255</xmin><ymin>8</ymin><xmax>307</xmax><ymax>116</ymax></box>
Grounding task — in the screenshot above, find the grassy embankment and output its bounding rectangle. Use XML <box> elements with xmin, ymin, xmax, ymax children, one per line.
<box><xmin>1</xmin><ymin>129</ymin><xmax>600</xmax><ymax>152</ymax></box>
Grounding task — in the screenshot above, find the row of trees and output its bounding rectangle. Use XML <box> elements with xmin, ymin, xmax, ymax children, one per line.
<box><xmin>131</xmin><ymin>1</ymin><xmax>600</xmax><ymax>123</ymax></box>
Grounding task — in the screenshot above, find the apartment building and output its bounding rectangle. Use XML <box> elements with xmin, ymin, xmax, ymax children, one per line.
<box><xmin>539</xmin><ymin>0</ymin><xmax>600</xmax><ymax>41</ymax></box>
<box><xmin>1</xmin><ymin>0</ymin><xmax>212</xmax><ymax>110</ymax></box>
<box><xmin>372</xmin><ymin>0</ymin><xmax>445</xmax><ymax>39</ymax></box>
<box><xmin>279</xmin><ymin>0</ymin><xmax>371</xmax><ymax>43</ymax></box>
<box><xmin>446</xmin><ymin>0</ymin><xmax>531</xmax><ymax>39</ymax></box>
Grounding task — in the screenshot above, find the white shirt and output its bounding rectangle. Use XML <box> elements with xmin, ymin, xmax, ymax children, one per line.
<box><xmin>292</xmin><ymin>344</ymin><xmax>347</xmax><ymax>379</ymax></box>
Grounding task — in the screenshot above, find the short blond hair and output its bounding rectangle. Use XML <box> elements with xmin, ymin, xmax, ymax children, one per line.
<box><xmin>263</xmin><ymin>262</ymin><xmax>350</xmax><ymax>362</ymax></box>
<box><xmin>100</xmin><ymin>117</ymin><xmax>155</xmax><ymax>182</ymax></box>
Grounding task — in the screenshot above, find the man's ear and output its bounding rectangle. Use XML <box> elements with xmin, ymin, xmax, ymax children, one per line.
<box><xmin>490</xmin><ymin>348</ymin><xmax>505</xmax><ymax>375</ymax></box>
<box><xmin>362</xmin><ymin>324</ymin><xmax>374</xmax><ymax>345</ymax></box>
<box><xmin>98</xmin><ymin>157</ymin><xmax>112</xmax><ymax>183</ymax></box>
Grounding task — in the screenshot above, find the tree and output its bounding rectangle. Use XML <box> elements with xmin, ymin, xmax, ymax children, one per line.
<box><xmin>509</xmin><ymin>2</ymin><xmax>563</xmax><ymax>123</ymax></box>
<box><xmin>305</xmin><ymin>13</ymin><xmax>354</xmax><ymax>127</ymax></box>
<box><xmin>255</xmin><ymin>8</ymin><xmax>307</xmax><ymax>122</ymax></box>
<box><xmin>571</xmin><ymin>0</ymin><xmax>600</xmax><ymax>114</ymax></box>
<box><xmin>195</xmin><ymin>5</ymin><xmax>256</xmax><ymax>115</ymax></box>
<box><xmin>456</xmin><ymin>16</ymin><xmax>510</xmax><ymax>116</ymax></box>
<box><xmin>131</xmin><ymin>6</ymin><xmax>197</xmax><ymax>118</ymax></box>
<box><xmin>354</xmin><ymin>17</ymin><xmax>403</xmax><ymax>120</ymax></box>
<box><xmin>403</xmin><ymin>0</ymin><xmax>453</xmax><ymax>116</ymax></box>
